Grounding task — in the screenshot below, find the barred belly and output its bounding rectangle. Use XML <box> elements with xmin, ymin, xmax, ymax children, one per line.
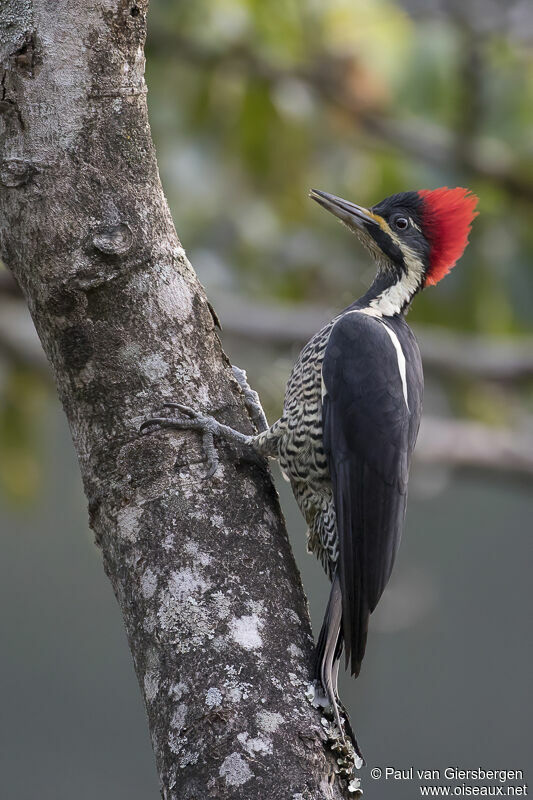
<box><xmin>277</xmin><ymin>319</ymin><xmax>340</xmax><ymax>577</ymax></box>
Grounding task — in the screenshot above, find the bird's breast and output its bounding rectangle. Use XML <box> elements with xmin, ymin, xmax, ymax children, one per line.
<box><xmin>278</xmin><ymin>319</ymin><xmax>336</xmax><ymax>499</ymax></box>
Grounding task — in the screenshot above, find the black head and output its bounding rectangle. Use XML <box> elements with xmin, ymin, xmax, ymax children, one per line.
<box><xmin>369</xmin><ymin>191</ymin><xmax>430</xmax><ymax>272</ymax></box>
<box><xmin>309</xmin><ymin>189</ymin><xmax>430</xmax><ymax>281</ymax></box>
<box><xmin>309</xmin><ymin>187</ymin><xmax>478</xmax><ymax>290</ymax></box>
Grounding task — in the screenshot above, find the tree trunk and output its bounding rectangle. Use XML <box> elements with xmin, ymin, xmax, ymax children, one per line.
<box><xmin>0</xmin><ymin>2</ymin><xmax>356</xmax><ymax>797</ymax></box>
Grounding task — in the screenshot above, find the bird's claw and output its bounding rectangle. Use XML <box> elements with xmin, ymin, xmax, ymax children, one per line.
<box><xmin>139</xmin><ymin>416</ymin><xmax>172</xmax><ymax>434</ymax></box>
<box><xmin>140</xmin><ymin>403</ymin><xmax>210</xmax><ymax>433</ymax></box>
<box><xmin>160</xmin><ymin>402</ymin><xmax>198</xmax><ymax>418</ymax></box>
<box><xmin>139</xmin><ymin>403</ymin><xmax>220</xmax><ymax>478</ymax></box>
<box><xmin>202</xmin><ymin>430</ymin><xmax>219</xmax><ymax>479</ymax></box>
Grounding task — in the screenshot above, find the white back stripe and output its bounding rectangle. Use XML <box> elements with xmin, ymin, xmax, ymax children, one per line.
<box><xmin>327</xmin><ymin>310</ymin><xmax>411</xmax><ymax>412</ymax></box>
<box><xmin>381</xmin><ymin>323</ymin><xmax>409</xmax><ymax>411</ymax></box>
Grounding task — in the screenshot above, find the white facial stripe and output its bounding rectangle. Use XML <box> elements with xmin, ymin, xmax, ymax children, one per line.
<box><xmin>387</xmin><ymin>234</ymin><xmax>425</xmax><ymax>284</ymax></box>
<box><xmin>367</xmin><ymin>237</ymin><xmax>425</xmax><ymax>317</ymax></box>
<box><xmin>381</xmin><ymin>322</ymin><xmax>409</xmax><ymax>411</ymax></box>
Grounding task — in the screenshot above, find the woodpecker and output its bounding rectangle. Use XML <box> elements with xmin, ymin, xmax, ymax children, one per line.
<box><xmin>141</xmin><ymin>185</ymin><xmax>478</xmax><ymax>766</ymax></box>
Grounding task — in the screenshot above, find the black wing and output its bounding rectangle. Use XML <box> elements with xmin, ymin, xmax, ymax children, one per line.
<box><xmin>322</xmin><ymin>311</ymin><xmax>422</xmax><ymax>677</ymax></box>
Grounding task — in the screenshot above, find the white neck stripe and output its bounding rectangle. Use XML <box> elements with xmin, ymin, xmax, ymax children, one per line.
<box><xmin>369</xmin><ymin>275</ymin><xmax>418</xmax><ymax>316</ymax></box>
<box><xmin>367</xmin><ymin>238</ymin><xmax>425</xmax><ymax>317</ymax></box>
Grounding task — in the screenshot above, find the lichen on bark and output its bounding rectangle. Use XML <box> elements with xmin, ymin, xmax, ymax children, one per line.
<box><xmin>0</xmin><ymin>2</ymin><xmax>356</xmax><ymax>797</ymax></box>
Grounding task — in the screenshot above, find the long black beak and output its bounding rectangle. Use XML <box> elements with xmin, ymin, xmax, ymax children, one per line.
<box><xmin>309</xmin><ymin>189</ymin><xmax>379</xmax><ymax>230</ymax></box>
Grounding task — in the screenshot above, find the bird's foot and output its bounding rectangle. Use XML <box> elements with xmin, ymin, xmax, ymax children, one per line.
<box><xmin>140</xmin><ymin>403</ymin><xmax>221</xmax><ymax>477</ymax></box>
<box><xmin>231</xmin><ymin>365</ymin><xmax>268</xmax><ymax>433</ymax></box>
<box><xmin>140</xmin><ymin>402</ymin><xmax>253</xmax><ymax>479</ymax></box>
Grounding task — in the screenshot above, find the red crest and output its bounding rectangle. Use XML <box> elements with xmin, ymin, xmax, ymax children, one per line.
<box><xmin>418</xmin><ymin>187</ymin><xmax>478</xmax><ymax>286</ymax></box>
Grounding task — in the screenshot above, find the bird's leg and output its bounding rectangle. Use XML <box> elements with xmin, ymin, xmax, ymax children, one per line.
<box><xmin>140</xmin><ymin>402</ymin><xmax>258</xmax><ymax>478</ymax></box>
<box><xmin>140</xmin><ymin>368</ymin><xmax>281</xmax><ymax>478</ymax></box>
<box><xmin>231</xmin><ymin>365</ymin><xmax>269</xmax><ymax>433</ymax></box>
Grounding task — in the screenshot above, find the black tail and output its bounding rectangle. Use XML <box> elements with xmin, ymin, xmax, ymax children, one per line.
<box><xmin>315</xmin><ymin>572</ymin><xmax>365</xmax><ymax>766</ymax></box>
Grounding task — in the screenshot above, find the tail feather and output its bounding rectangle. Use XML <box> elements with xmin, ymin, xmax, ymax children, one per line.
<box><xmin>315</xmin><ymin>573</ymin><xmax>344</xmax><ymax>736</ymax></box>
<box><xmin>315</xmin><ymin>571</ymin><xmax>365</xmax><ymax>766</ymax></box>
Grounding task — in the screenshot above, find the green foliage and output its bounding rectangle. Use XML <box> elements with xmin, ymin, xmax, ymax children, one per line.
<box><xmin>0</xmin><ymin>367</ymin><xmax>47</xmax><ymax>505</ymax></box>
<box><xmin>146</xmin><ymin>0</ymin><xmax>533</xmax><ymax>335</ymax></box>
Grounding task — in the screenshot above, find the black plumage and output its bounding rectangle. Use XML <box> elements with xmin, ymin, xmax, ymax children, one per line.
<box><xmin>321</xmin><ymin>312</ymin><xmax>422</xmax><ymax>678</ymax></box>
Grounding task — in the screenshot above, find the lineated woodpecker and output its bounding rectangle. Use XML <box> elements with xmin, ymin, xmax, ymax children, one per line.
<box><xmin>141</xmin><ymin>186</ymin><xmax>478</xmax><ymax>767</ymax></box>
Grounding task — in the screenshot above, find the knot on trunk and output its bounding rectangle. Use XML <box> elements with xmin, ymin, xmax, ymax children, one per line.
<box><xmin>92</xmin><ymin>222</ymin><xmax>133</xmax><ymax>255</ymax></box>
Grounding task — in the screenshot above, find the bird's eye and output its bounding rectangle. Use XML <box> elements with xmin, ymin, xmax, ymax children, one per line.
<box><xmin>394</xmin><ymin>216</ymin><xmax>409</xmax><ymax>231</ymax></box>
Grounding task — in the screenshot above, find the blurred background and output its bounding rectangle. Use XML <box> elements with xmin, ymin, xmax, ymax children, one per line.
<box><xmin>1</xmin><ymin>0</ymin><xmax>532</xmax><ymax>797</ymax></box>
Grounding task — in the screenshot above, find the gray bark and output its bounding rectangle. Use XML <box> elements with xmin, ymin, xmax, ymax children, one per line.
<box><xmin>0</xmin><ymin>2</ymin><xmax>355</xmax><ymax>797</ymax></box>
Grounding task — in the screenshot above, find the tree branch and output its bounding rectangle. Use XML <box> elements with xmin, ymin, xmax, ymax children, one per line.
<box><xmin>147</xmin><ymin>32</ymin><xmax>533</xmax><ymax>204</ymax></box>
<box><xmin>0</xmin><ymin>3</ymin><xmax>354</xmax><ymax>797</ymax></box>
<box><xmin>418</xmin><ymin>416</ymin><xmax>533</xmax><ymax>480</ymax></box>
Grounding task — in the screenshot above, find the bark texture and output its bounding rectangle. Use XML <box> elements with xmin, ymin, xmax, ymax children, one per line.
<box><xmin>0</xmin><ymin>2</ymin><xmax>355</xmax><ymax>797</ymax></box>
